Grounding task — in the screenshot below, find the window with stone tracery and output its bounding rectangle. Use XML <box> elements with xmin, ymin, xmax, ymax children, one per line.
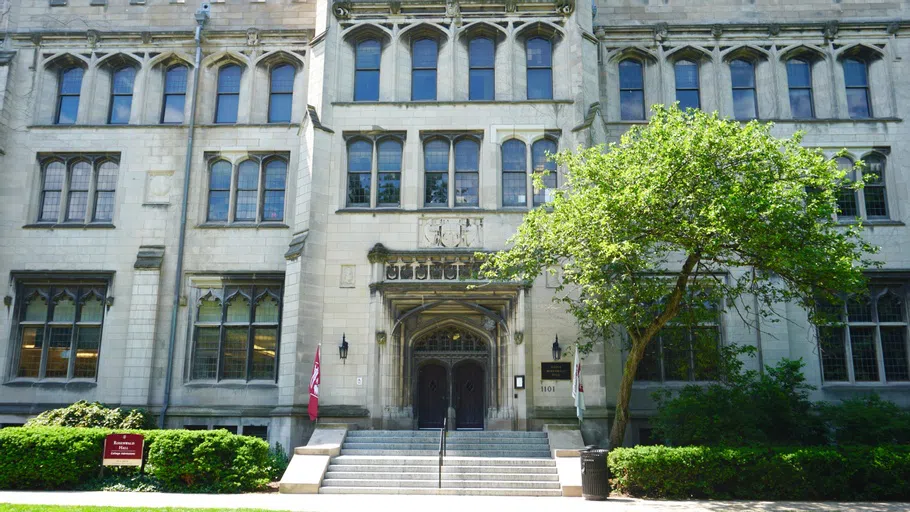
<box><xmin>413</xmin><ymin>326</ymin><xmax>486</xmax><ymax>353</ymax></box>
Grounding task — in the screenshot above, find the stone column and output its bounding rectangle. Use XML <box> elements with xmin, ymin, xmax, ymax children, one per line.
<box><xmin>120</xmin><ymin>246</ymin><xmax>164</xmax><ymax>407</ymax></box>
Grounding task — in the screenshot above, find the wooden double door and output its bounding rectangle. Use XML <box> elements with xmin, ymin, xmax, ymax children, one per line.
<box><xmin>417</xmin><ymin>360</ymin><xmax>484</xmax><ymax>430</ymax></box>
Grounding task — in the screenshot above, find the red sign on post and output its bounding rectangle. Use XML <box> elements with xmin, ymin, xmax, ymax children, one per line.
<box><xmin>102</xmin><ymin>433</ymin><xmax>144</xmax><ymax>467</ymax></box>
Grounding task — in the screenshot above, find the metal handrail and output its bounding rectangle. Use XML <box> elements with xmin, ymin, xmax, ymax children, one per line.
<box><xmin>438</xmin><ymin>416</ymin><xmax>447</xmax><ymax>489</ymax></box>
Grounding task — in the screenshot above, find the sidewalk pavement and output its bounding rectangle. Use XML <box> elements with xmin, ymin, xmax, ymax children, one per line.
<box><xmin>0</xmin><ymin>491</ymin><xmax>908</xmax><ymax>512</ymax></box>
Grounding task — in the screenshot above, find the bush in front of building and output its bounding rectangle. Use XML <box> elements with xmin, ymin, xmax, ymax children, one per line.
<box><xmin>816</xmin><ymin>395</ymin><xmax>910</xmax><ymax>446</ymax></box>
<box><xmin>24</xmin><ymin>400</ymin><xmax>155</xmax><ymax>430</ymax></box>
<box><xmin>0</xmin><ymin>427</ymin><xmax>270</xmax><ymax>493</ymax></box>
<box><xmin>608</xmin><ymin>445</ymin><xmax>910</xmax><ymax>500</ymax></box>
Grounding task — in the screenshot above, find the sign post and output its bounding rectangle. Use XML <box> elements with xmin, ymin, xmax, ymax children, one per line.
<box><xmin>102</xmin><ymin>433</ymin><xmax>144</xmax><ymax>468</ymax></box>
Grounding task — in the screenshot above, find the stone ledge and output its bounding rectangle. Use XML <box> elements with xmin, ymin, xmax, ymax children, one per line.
<box><xmin>23</xmin><ymin>223</ymin><xmax>115</xmax><ymax>230</ymax></box>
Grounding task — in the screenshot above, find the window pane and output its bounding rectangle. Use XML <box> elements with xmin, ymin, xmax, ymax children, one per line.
<box><xmin>216</xmin><ymin>94</ymin><xmax>239</xmax><ymax>123</ymax></box>
<box><xmin>847</xmin><ymin>297</ymin><xmax>872</xmax><ymax>322</ymax></box>
<box><xmin>843</xmin><ymin>59</ymin><xmax>868</xmax><ymax>87</ymax></box>
<box><xmin>80</xmin><ymin>296</ymin><xmax>104</xmax><ymax>322</ymax></box>
<box><xmin>378</xmin><ymin>140</ymin><xmax>402</xmax><ymax>171</ymax></box>
<box><xmin>425</xmin><ymin>172</ymin><xmax>448</xmax><ymax>205</ymax></box>
<box><xmin>527</xmin><ymin>69</ymin><xmax>553</xmax><ymax>100</ymax></box>
<box><xmin>53</xmin><ymin>296</ymin><xmax>76</xmax><ymax>322</ymax></box>
<box><xmin>44</xmin><ymin>162</ymin><xmax>65</xmax><ymax>190</ymax></box>
<box><xmin>675</xmin><ymin>61</ymin><xmax>699</xmax><ymax>89</ymax></box>
<box><xmin>355</xmin><ymin>70</ymin><xmax>379</xmax><ymax>101</ymax></box>
<box><xmin>819</xmin><ymin>326</ymin><xmax>849</xmax><ymax>382</ymax></box>
<box><xmin>220</xmin><ymin>327</ymin><xmax>247</xmax><ymax>379</ymax></box>
<box><xmin>57</xmin><ymin>96</ymin><xmax>79</xmax><ymax>125</ymax></box>
<box><xmin>268</xmin><ymin>93</ymin><xmax>292</xmax><ymax>123</ymax></box>
<box><xmin>73</xmin><ymin>326</ymin><xmax>100</xmax><ymax>378</ymax></box>
<box><xmin>263</xmin><ymin>191</ymin><xmax>285</xmax><ymax>220</ymax></box>
<box><xmin>17</xmin><ymin>327</ymin><xmax>43</xmax><ymax>378</ymax></box>
<box><xmin>41</xmin><ymin>192</ymin><xmax>60</xmax><ymax>221</ymax></box>
<box><xmin>733</xmin><ymin>89</ymin><xmax>757</xmax><ymax>120</ymax></box>
<box><xmin>676</xmin><ymin>89</ymin><xmax>700</xmax><ymax>110</ymax></box>
<box><xmin>165</xmin><ymin>65</ymin><xmax>188</xmax><ymax>94</ymax></box>
<box><xmin>412</xmin><ymin>39</ymin><xmax>437</xmax><ymax>68</ymax></box>
<box><xmin>93</xmin><ymin>191</ymin><xmax>114</xmax><ymax>222</ymax></box>
<box><xmin>60</xmin><ymin>67</ymin><xmax>84</xmax><ymax>94</ymax></box>
<box><xmin>789</xmin><ymin>89</ymin><xmax>814</xmax><ymax>119</ymax></box>
<box><xmin>112</xmin><ymin>67</ymin><xmax>136</xmax><ymax>94</ymax></box>
<box><xmin>849</xmin><ymin>326</ymin><xmax>879</xmax><ymax>381</ymax></box>
<box><xmin>878</xmin><ymin>293</ymin><xmax>903</xmax><ymax>322</ymax></box>
<box><xmin>197</xmin><ymin>298</ymin><xmax>221</xmax><ymax>323</ymax></box>
<box><xmin>226</xmin><ymin>295</ymin><xmax>251</xmax><ymax>323</ymax></box>
<box><xmin>356</xmin><ymin>39</ymin><xmax>381</xmax><ymax>69</ymax></box>
<box><xmin>526</xmin><ymin>38</ymin><xmax>552</xmax><ymax>67</ymax></box>
<box><xmin>692</xmin><ymin>328</ymin><xmax>720</xmax><ymax>380</ymax></box>
<box><xmin>25</xmin><ymin>295</ymin><xmax>48</xmax><ymax>322</ymax></box>
<box><xmin>255</xmin><ymin>296</ymin><xmax>280</xmax><ymax>323</ymax></box>
<box><xmin>635</xmin><ymin>340</ymin><xmax>660</xmax><ymax>381</ymax></box>
<box><xmin>730</xmin><ymin>60</ymin><xmax>755</xmax><ymax>88</ymax></box>
<box><xmin>162</xmin><ymin>94</ymin><xmax>186</xmax><ymax>123</ymax></box>
<box><xmin>455</xmin><ymin>172</ymin><xmax>478</xmax><ymax>206</ymax></box>
<box><xmin>208</xmin><ymin>191</ymin><xmax>229</xmax><ymax>221</ymax></box>
<box><xmin>70</xmin><ymin>161</ymin><xmax>91</xmax><ymax>191</ymax></box>
<box><xmin>45</xmin><ymin>326</ymin><xmax>73</xmax><ymax>378</ymax></box>
<box><xmin>502</xmin><ymin>140</ymin><xmax>526</xmax><ymax>171</ymax></box>
<box><xmin>469</xmin><ymin>37</ymin><xmax>494</xmax><ymax>68</ymax></box>
<box><xmin>97</xmin><ymin>162</ymin><xmax>118</xmax><ymax>190</ymax></box>
<box><xmin>424</xmin><ymin>139</ymin><xmax>449</xmax><ymax>172</ymax></box>
<box><xmin>192</xmin><ymin>327</ymin><xmax>219</xmax><ymax>379</ymax></box>
<box><xmin>270</xmin><ymin>64</ymin><xmax>295</xmax><ymax>93</ymax></box>
<box><xmin>347</xmin><ymin>173</ymin><xmax>371</xmax><ymax>206</ymax></box>
<box><xmin>661</xmin><ymin>327</ymin><xmax>690</xmax><ymax>381</ymax></box>
<box><xmin>469</xmin><ymin>69</ymin><xmax>495</xmax><ymax>101</ymax></box>
<box><xmin>238</xmin><ymin>161</ymin><xmax>258</xmax><ymax>190</ymax></box>
<box><xmin>265</xmin><ymin>159</ymin><xmax>287</xmax><ymax>189</ymax></box>
<box><xmin>377</xmin><ymin>172</ymin><xmax>400</xmax><ymax>205</ymax></box>
<box><xmin>412</xmin><ymin>69</ymin><xmax>437</xmax><ymax>100</ymax></box>
<box><xmin>210</xmin><ymin>161</ymin><xmax>231</xmax><ymax>189</ymax></box>
<box><xmin>864</xmin><ymin>187</ymin><xmax>887</xmax><ymax>218</ymax></box>
<box><xmin>864</xmin><ymin>156</ymin><xmax>885</xmax><ymax>183</ymax></box>
<box><xmin>218</xmin><ymin>65</ymin><xmax>241</xmax><ymax>93</ymax></box>
<box><xmin>621</xmin><ymin>90</ymin><xmax>645</xmax><ymax>121</ymax></box>
<box><xmin>455</xmin><ymin>140</ymin><xmax>479</xmax><ymax>171</ymax></box>
<box><xmin>348</xmin><ymin>140</ymin><xmax>373</xmax><ymax>172</ymax></box>
<box><xmin>502</xmin><ymin>172</ymin><xmax>526</xmax><ymax>206</ymax></box>
<box><xmin>250</xmin><ymin>328</ymin><xmax>277</xmax><ymax>380</ymax></box>
<box><xmin>787</xmin><ymin>60</ymin><xmax>811</xmax><ymax>87</ymax></box>
<box><xmin>837</xmin><ymin>188</ymin><xmax>857</xmax><ymax>217</ymax></box>
<box><xmin>846</xmin><ymin>88</ymin><xmax>870</xmax><ymax>118</ymax></box>
<box><xmin>619</xmin><ymin>60</ymin><xmax>643</xmax><ymax>89</ymax></box>
<box><xmin>532</xmin><ymin>140</ymin><xmax>557</xmax><ymax>172</ymax></box>
<box><xmin>881</xmin><ymin>327</ymin><xmax>909</xmax><ymax>382</ymax></box>
<box><xmin>109</xmin><ymin>96</ymin><xmax>132</xmax><ymax>124</ymax></box>
<box><xmin>235</xmin><ymin>191</ymin><xmax>257</xmax><ymax>221</ymax></box>
<box><xmin>67</xmin><ymin>191</ymin><xmax>88</xmax><ymax>221</ymax></box>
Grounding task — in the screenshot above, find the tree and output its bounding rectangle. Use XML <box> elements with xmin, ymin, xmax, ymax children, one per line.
<box><xmin>481</xmin><ymin>105</ymin><xmax>877</xmax><ymax>448</ymax></box>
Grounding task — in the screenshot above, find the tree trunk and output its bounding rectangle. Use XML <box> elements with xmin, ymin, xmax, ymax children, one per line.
<box><xmin>609</xmin><ymin>337</ymin><xmax>649</xmax><ymax>448</ymax></box>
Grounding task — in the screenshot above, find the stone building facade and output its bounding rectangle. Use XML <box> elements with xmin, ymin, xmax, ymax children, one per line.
<box><xmin>0</xmin><ymin>0</ymin><xmax>908</xmax><ymax>449</ymax></box>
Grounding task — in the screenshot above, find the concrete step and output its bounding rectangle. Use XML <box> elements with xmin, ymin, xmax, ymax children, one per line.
<box><xmin>341</xmin><ymin>442</ymin><xmax>548</xmax><ymax>450</ymax></box>
<box><xmin>339</xmin><ymin>449</ymin><xmax>552</xmax><ymax>457</ymax></box>
<box><xmin>325</xmin><ymin>465</ymin><xmax>557</xmax><ymax>474</ymax></box>
<box><xmin>324</xmin><ymin>471</ymin><xmax>559</xmax><ymax>482</ymax></box>
<box><xmin>318</xmin><ymin>486</ymin><xmax>563</xmax><ymax>496</ymax></box>
<box><xmin>321</xmin><ymin>478</ymin><xmax>561</xmax><ymax>490</ymax></box>
<box><xmin>345</xmin><ymin>430</ymin><xmax>548</xmax><ymax>439</ymax></box>
<box><xmin>328</xmin><ymin>456</ymin><xmax>556</xmax><ymax>467</ymax></box>
<box><xmin>342</xmin><ymin>436</ymin><xmax>549</xmax><ymax>445</ymax></box>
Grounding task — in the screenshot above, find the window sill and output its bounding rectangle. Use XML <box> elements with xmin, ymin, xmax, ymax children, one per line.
<box><xmin>822</xmin><ymin>382</ymin><xmax>910</xmax><ymax>390</ymax></box>
<box><xmin>837</xmin><ymin>219</ymin><xmax>905</xmax><ymax>227</ymax></box>
<box><xmin>184</xmin><ymin>380</ymin><xmax>278</xmax><ymax>389</ymax></box>
<box><xmin>4</xmin><ymin>379</ymin><xmax>97</xmax><ymax>389</ymax></box>
<box><xmin>333</xmin><ymin>99</ymin><xmax>574</xmax><ymax>107</ymax></box>
<box><xmin>335</xmin><ymin>207</ymin><xmax>530</xmax><ymax>214</ymax></box>
<box><xmin>28</xmin><ymin>123</ymin><xmax>301</xmax><ymax>129</ymax></box>
<box><xmin>196</xmin><ymin>222</ymin><xmax>289</xmax><ymax>229</ymax></box>
<box><xmin>23</xmin><ymin>223</ymin><xmax>115</xmax><ymax>230</ymax></box>
<box><xmin>633</xmin><ymin>380</ymin><xmax>718</xmax><ymax>388</ymax></box>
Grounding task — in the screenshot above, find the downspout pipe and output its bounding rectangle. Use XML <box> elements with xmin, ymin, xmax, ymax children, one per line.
<box><xmin>159</xmin><ymin>8</ymin><xmax>209</xmax><ymax>428</ymax></box>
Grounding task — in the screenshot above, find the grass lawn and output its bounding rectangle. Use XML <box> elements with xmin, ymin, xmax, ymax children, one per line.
<box><xmin>0</xmin><ymin>506</ymin><xmax>291</xmax><ymax>512</ymax></box>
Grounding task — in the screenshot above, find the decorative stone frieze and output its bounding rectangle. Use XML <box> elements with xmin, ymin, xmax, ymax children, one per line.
<box><xmin>418</xmin><ymin>217</ymin><xmax>482</xmax><ymax>249</ymax></box>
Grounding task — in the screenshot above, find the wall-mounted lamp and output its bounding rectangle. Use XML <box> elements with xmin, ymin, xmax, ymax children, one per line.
<box><xmin>339</xmin><ymin>333</ymin><xmax>349</xmax><ymax>364</ymax></box>
<box><xmin>552</xmin><ymin>335</ymin><xmax>562</xmax><ymax>361</ymax></box>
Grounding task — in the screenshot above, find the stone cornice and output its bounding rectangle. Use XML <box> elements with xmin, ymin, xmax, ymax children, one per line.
<box><xmin>10</xmin><ymin>28</ymin><xmax>314</xmax><ymax>46</ymax></box>
<box><xmin>332</xmin><ymin>0</ymin><xmax>573</xmax><ymax>20</ymax></box>
<box><xmin>595</xmin><ymin>20</ymin><xmax>909</xmax><ymax>41</ymax></box>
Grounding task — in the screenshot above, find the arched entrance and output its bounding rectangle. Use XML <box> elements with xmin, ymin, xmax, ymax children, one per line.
<box><xmin>411</xmin><ymin>324</ymin><xmax>489</xmax><ymax>430</ymax></box>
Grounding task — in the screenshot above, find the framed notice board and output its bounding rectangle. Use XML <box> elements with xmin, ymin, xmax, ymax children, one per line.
<box><xmin>541</xmin><ymin>362</ymin><xmax>571</xmax><ymax>380</ymax></box>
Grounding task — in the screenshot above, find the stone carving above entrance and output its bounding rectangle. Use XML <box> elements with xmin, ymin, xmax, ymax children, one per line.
<box><xmin>419</xmin><ymin>217</ymin><xmax>482</xmax><ymax>249</ymax></box>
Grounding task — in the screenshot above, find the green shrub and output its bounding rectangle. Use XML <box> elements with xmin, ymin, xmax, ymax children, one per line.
<box><xmin>0</xmin><ymin>427</ymin><xmax>270</xmax><ymax>493</ymax></box>
<box><xmin>817</xmin><ymin>395</ymin><xmax>910</xmax><ymax>445</ymax></box>
<box><xmin>265</xmin><ymin>443</ymin><xmax>290</xmax><ymax>481</ymax></box>
<box><xmin>24</xmin><ymin>400</ymin><xmax>154</xmax><ymax>430</ymax></box>
<box><xmin>608</xmin><ymin>445</ymin><xmax>910</xmax><ymax>500</ymax></box>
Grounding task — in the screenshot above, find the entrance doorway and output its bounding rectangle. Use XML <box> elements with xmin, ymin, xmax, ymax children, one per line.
<box><xmin>454</xmin><ymin>360</ymin><xmax>484</xmax><ymax>429</ymax></box>
<box><xmin>417</xmin><ymin>363</ymin><xmax>447</xmax><ymax>429</ymax></box>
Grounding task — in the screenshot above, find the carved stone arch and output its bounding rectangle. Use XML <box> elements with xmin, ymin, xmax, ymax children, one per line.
<box><xmin>608</xmin><ymin>46</ymin><xmax>658</xmax><ymax>65</ymax></box>
<box><xmin>514</xmin><ymin>20</ymin><xmax>565</xmax><ymax>42</ymax></box>
<box><xmin>255</xmin><ymin>49</ymin><xmax>305</xmax><ymax>71</ymax></box>
<box><xmin>202</xmin><ymin>50</ymin><xmax>249</xmax><ymax>70</ymax></box>
<box><xmin>529</xmin><ymin>132</ymin><xmax>558</xmax><ymax>146</ymax></box>
<box><xmin>262</xmin><ymin>153</ymin><xmax>289</xmax><ymax>167</ymax></box>
<box><xmin>499</xmin><ymin>133</ymin><xmax>528</xmax><ymax>146</ymax></box>
<box><xmin>409</xmin><ymin>318</ymin><xmax>494</xmax><ymax>351</ymax></box>
<box><xmin>392</xmin><ymin>299</ymin><xmax>510</xmax><ymax>338</ymax></box>
<box><xmin>207</xmin><ymin>155</ymin><xmax>236</xmax><ymax>168</ymax></box>
<box><xmin>457</xmin><ymin>21</ymin><xmax>508</xmax><ymax>43</ymax></box>
<box><xmin>836</xmin><ymin>43</ymin><xmax>885</xmax><ymax>62</ymax></box>
<box><xmin>399</xmin><ymin>22</ymin><xmax>450</xmax><ymax>45</ymax></box>
<box><xmin>453</xmin><ymin>132</ymin><xmax>482</xmax><ymax>145</ymax></box>
<box><xmin>665</xmin><ymin>44</ymin><xmax>713</xmax><ymax>63</ymax></box>
<box><xmin>79</xmin><ymin>287</ymin><xmax>106</xmax><ymax>304</ymax></box>
<box><xmin>148</xmin><ymin>51</ymin><xmax>194</xmax><ymax>69</ymax></box>
<box><xmin>197</xmin><ymin>289</ymin><xmax>223</xmax><ymax>307</ymax></box>
<box><xmin>721</xmin><ymin>45</ymin><xmax>770</xmax><ymax>63</ymax></box>
<box><xmin>96</xmin><ymin>52</ymin><xmax>142</xmax><ymax>71</ymax></box>
<box><xmin>43</xmin><ymin>52</ymin><xmax>89</xmax><ymax>71</ymax></box>
<box><xmin>341</xmin><ymin>23</ymin><xmax>393</xmax><ymax>45</ymax></box>
<box><xmin>376</xmin><ymin>133</ymin><xmax>405</xmax><ymax>146</ymax></box>
<box><xmin>254</xmin><ymin>287</ymin><xmax>281</xmax><ymax>304</ymax></box>
<box><xmin>859</xmin><ymin>149</ymin><xmax>888</xmax><ymax>162</ymax></box>
<box><xmin>779</xmin><ymin>44</ymin><xmax>826</xmax><ymax>63</ymax></box>
<box><xmin>52</xmin><ymin>287</ymin><xmax>78</xmax><ymax>304</ymax></box>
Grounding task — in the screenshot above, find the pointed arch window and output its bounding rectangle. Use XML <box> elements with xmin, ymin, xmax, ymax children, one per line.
<box><xmin>235</xmin><ymin>160</ymin><xmax>259</xmax><ymax>221</ymax></box>
<box><xmin>834</xmin><ymin>154</ymin><xmax>889</xmax><ymax>221</ymax></box>
<box><xmin>13</xmin><ymin>283</ymin><xmax>107</xmax><ymax>380</ymax></box>
<box><xmin>268</xmin><ymin>64</ymin><xmax>294</xmax><ymax>123</ymax></box>
<box><xmin>455</xmin><ymin>138</ymin><xmax>480</xmax><ymax>206</ymax></box>
<box><xmin>162</xmin><ymin>64</ymin><xmax>188</xmax><ymax>124</ymax></box>
<box><xmin>355</xmin><ymin>39</ymin><xmax>381</xmax><ymax>101</ymax></box>
<box><xmin>108</xmin><ymin>66</ymin><xmax>136</xmax><ymax>124</ymax></box>
<box><xmin>502</xmin><ymin>139</ymin><xmax>527</xmax><ymax>207</ymax></box>
<box><xmin>786</xmin><ymin>59</ymin><xmax>814</xmax><ymax>119</ymax></box>
<box><xmin>532</xmin><ymin>138</ymin><xmax>557</xmax><ymax>206</ymax></box>
<box><xmin>191</xmin><ymin>283</ymin><xmax>282</xmax><ymax>381</ymax></box>
<box><xmin>215</xmin><ymin>64</ymin><xmax>241</xmax><ymax>123</ymax></box>
<box><xmin>526</xmin><ymin>37</ymin><xmax>553</xmax><ymax>100</ymax></box>
<box><xmin>412</xmin><ymin>38</ymin><xmax>438</xmax><ymax>101</ymax></box>
<box><xmin>347</xmin><ymin>139</ymin><xmax>373</xmax><ymax>207</ymax></box>
<box><xmin>262</xmin><ymin>158</ymin><xmax>287</xmax><ymax>221</ymax></box>
<box><xmin>674</xmin><ymin>60</ymin><xmax>700</xmax><ymax>110</ymax></box>
<box><xmin>377</xmin><ymin>139</ymin><xmax>402</xmax><ymax>206</ymax></box>
<box><xmin>619</xmin><ymin>59</ymin><xmax>645</xmax><ymax>121</ymax></box>
<box><xmin>207</xmin><ymin>156</ymin><xmax>288</xmax><ymax>223</ymax></box>
<box><xmin>469</xmin><ymin>37</ymin><xmax>495</xmax><ymax>101</ymax></box>
<box><xmin>56</xmin><ymin>67</ymin><xmax>84</xmax><ymax>125</ymax></box>
<box><xmin>424</xmin><ymin>138</ymin><xmax>449</xmax><ymax>206</ymax></box>
<box><xmin>843</xmin><ymin>57</ymin><xmax>871</xmax><ymax>119</ymax></box>
<box><xmin>208</xmin><ymin>160</ymin><xmax>232</xmax><ymax>222</ymax></box>
<box><xmin>65</xmin><ymin>161</ymin><xmax>91</xmax><ymax>222</ymax></box>
<box><xmin>38</xmin><ymin>156</ymin><xmax>119</xmax><ymax>224</ymax></box>
<box><xmin>730</xmin><ymin>59</ymin><xmax>757</xmax><ymax>120</ymax></box>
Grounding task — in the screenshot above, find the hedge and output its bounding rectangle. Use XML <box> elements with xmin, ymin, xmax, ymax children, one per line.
<box><xmin>0</xmin><ymin>427</ymin><xmax>271</xmax><ymax>493</ymax></box>
<box><xmin>608</xmin><ymin>445</ymin><xmax>910</xmax><ymax>501</ymax></box>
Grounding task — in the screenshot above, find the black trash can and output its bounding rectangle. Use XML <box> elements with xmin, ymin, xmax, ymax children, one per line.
<box><xmin>580</xmin><ymin>445</ymin><xmax>610</xmax><ymax>501</ymax></box>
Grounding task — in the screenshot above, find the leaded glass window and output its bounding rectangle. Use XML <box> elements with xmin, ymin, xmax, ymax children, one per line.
<box><xmin>455</xmin><ymin>139</ymin><xmax>479</xmax><ymax>206</ymax></box>
<box><xmin>378</xmin><ymin>139</ymin><xmax>402</xmax><ymax>206</ymax></box>
<box><xmin>502</xmin><ymin>139</ymin><xmax>527</xmax><ymax>207</ymax></box>
<box><xmin>347</xmin><ymin>139</ymin><xmax>373</xmax><ymax>207</ymax></box>
<box><xmin>208</xmin><ymin>160</ymin><xmax>232</xmax><ymax>222</ymax></box>
<box><xmin>619</xmin><ymin>59</ymin><xmax>645</xmax><ymax>121</ymax></box>
<box><xmin>833</xmin><ymin>154</ymin><xmax>889</xmax><ymax>221</ymax></box>
<box><xmin>215</xmin><ymin>64</ymin><xmax>241</xmax><ymax>123</ymax></box>
<box><xmin>636</xmin><ymin>296</ymin><xmax>721</xmax><ymax>382</ymax></box>
<box><xmin>674</xmin><ymin>60</ymin><xmax>700</xmax><ymax>110</ymax></box>
<box><xmin>730</xmin><ymin>59</ymin><xmax>757</xmax><ymax>120</ymax></box>
<box><xmin>532</xmin><ymin>138</ymin><xmax>557</xmax><ymax>206</ymax></box>
<box><xmin>424</xmin><ymin>138</ymin><xmax>449</xmax><ymax>206</ymax></box>
<box><xmin>38</xmin><ymin>156</ymin><xmax>119</xmax><ymax>224</ymax></box>
<box><xmin>207</xmin><ymin>156</ymin><xmax>287</xmax><ymax>223</ymax></box>
<box><xmin>835</xmin><ymin>157</ymin><xmax>858</xmax><ymax>219</ymax></box>
<box><xmin>843</xmin><ymin>58</ymin><xmax>871</xmax><ymax>119</ymax></box>
<box><xmin>355</xmin><ymin>39</ymin><xmax>380</xmax><ymax>101</ymax></box>
<box><xmin>412</xmin><ymin>38</ymin><xmax>438</xmax><ymax>101</ymax></box>
<box><xmin>526</xmin><ymin>37</ymin><xmax>553</xmax><ymax>100</ymax></box>
<box><xmin>268</xmin><ymin>64</ymin><xmax>294</xmax><ymax>123</ymax></box>
<box><xmin>108</xmin><ymin>66</ymin><xmax>136</xmax><ymax>124</ymax></box>
<box><xmin>469</xmin><ymin>37</ymin><xmax>495</xmax><ymax>101</ymax></box>
<box><xmin>413</xmin><ymin>326</ymin><xmax>486</xmax><ymax>353</ymax></box>
<box><xmin>56</xmin><ymin>67</ymin><xmax>83</xmax><ymax>125</ymax></box>
<box><xmin>190</xmin><ymin>283</ymin><xmax>282</xmax><ymax>381</ymax></box>
<box><xmin>162</xmin><ymin>64</ymin><xmax>188</xmax><ymax>124</ymax></box>
<box><xmin>14</xmin><ymin>283</ymin><xmax>106</xmax><ymax>380</ymax></box>
<box><xmin>786</xmin><ymin>59</ymin><xmax>814</xmax><ymax>119</ymax></box>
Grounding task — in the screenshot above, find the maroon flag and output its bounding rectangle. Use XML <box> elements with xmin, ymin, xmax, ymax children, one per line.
<box><xmin>308</xmin><ymin>345</ymin><xmax>320</xmax><ymax>422</ymax></box>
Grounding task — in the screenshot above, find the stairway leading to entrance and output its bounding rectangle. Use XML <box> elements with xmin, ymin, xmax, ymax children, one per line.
<box><xmin>319</xmin><ymin>430</ymin><xmax>562</xmax><ymax>495</ymax></box>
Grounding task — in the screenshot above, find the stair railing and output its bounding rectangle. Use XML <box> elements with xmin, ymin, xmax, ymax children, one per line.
<box><xmin>438</xmin><ymin>416</ymin><xmax>447</xmax><ymax>489</ymax></box>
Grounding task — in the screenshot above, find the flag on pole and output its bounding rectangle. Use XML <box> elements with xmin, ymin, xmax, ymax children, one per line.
<box><xmin>572</xmin><ymin>345</ymin><xmax>585</xmax><ymax>422</ymax></box>
<box><xmin>308</xmin><ymin>345</ymin><xmax>320</xmax><ymax>422</ymax></box>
